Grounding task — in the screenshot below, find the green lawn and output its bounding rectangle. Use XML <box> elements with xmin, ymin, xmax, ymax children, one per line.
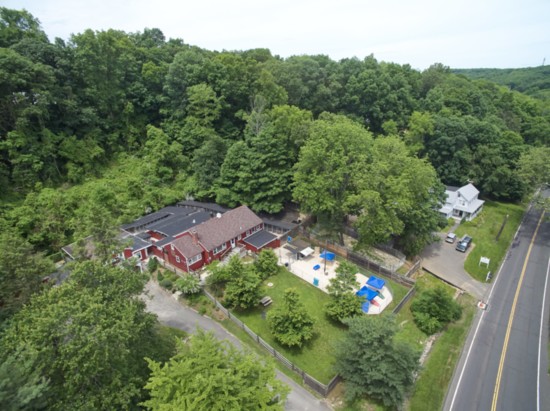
<box><xmin>231</xmin><ymin>267</ymin><xmax>346</xmax><ymax>384</ymax></box>
<box><xmin>408</xmin><ymin>293</ymin><xmax>476</xmax><ymax>411</ymax></box>
<box><xmin>455</xmin><ymin>201</ymin><xmax>525</xmax><ymax>282</ymax></box>
<box><xmin>441</xmin><ymin>217</ymin><xmax>456</xmax><ymax>233</ymax></box>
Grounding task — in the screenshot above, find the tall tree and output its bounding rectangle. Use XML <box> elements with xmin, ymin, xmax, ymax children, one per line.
<box><xmin>267</xmin><ymin>288</ymin><xmax>315</xmax><ymax>348</ymax></box>
<box><xmin>0</xmin><ymin>233</ymin><xmax>54</xmax><ymax>325</ymax></box>
<box><xmin>325</xmin><ymin>261</ymin><xmax>362</xmax><ymax>323</ymax></box>
<box><xmin>143</xmin><ymin>330</ymin><xmax>289</xmax><ymax>410</ymax></box>
<box><xmin>293</xmin><ymin>113</ymin><xmax>373</xmax><ymax>240</ymax></box>
<box><xmin>335</xmin><ymin>316</ymin><xmax>420</xmax><ymax>408</ymax></box>
<box><xmin>0</xmin><ymin>262</ymin><xmax>173</xmax><ymax>411</ymax></box>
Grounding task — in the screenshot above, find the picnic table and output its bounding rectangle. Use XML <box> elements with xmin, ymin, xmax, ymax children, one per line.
<box><xmin>260</xmin><ymin>296</ymin><xmax>273</xmax><ymax>306</ymax></box>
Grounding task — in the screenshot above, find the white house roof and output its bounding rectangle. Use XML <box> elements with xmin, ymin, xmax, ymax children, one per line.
<box><xmin>457</xmin><ymin>183</ymin><xmax>479</xmax><ymax>202</ymax></box>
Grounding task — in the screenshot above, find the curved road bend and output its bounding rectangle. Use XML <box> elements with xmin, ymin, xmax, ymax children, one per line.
<box><xmin>444</xmin><ymin>194</ymin><xmax>550</xmax><ymax>411</ymax></box>
<box><xmin>142</xmin><ymin>280</ymin><xmax>333</xmax><ymax>411</ymax></box>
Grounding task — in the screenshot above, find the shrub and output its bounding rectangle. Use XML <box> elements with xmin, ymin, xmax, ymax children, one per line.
<box><xmin>174</xmin><ymin>275</ymin><xmax>201</xmax><ymax>295</ymax></box>
<box><xmin>147</xmin><ymin>257</ymin><xmax>159</xmax><ymax>273</ymax></box>
<box><xmin>157</xmin><ymin>272</ymin><xmax>164</xmax><ymax>282</ymax></box>
<box><xmin>411</xmin><ymin>287</ymin><xmax>462</xmax><ymax>335</ymax></box>
<box><xmin>159</xmin><ymin>279</ymin><xmax>173</xmax><ymax>290</ymax></box>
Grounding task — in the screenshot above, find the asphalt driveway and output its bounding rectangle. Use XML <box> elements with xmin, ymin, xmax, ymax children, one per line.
<box><xmin>421</xmin><ymin>233</ymin><xmax>489</xmax><ymax>300</ymax></box>
<box><xmin>141</xmin><ymin>281</ymin><xmax>333</xmax><ymax>411</ymax></box>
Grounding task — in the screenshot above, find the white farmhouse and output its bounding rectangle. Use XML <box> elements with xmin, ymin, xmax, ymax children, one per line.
<box><xmin>439</xmin><ymin>183</ymin><xmax>484</xmax><ymax>221</ymax></box>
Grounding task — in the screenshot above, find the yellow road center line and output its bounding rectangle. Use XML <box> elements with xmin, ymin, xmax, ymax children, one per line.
<box><xmin>491</xmin><ymin>211</ymin><xmax>545</xmax><ymax>411</ymax></box>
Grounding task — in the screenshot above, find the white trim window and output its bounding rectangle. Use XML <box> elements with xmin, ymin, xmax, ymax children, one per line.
<box><xmin>175</xmin><ymin>255</ymin><xmax>181</xmax><ymax>263</ymax></box>
<box><xmin>213</xmin><ymin>243</ymin><xmax>227</xmax><ymax>255</ymax></box>
<box><xmin>187</xmin><ymin>254</ymin><xmax>202</xmax><ymax>265</ymax></box>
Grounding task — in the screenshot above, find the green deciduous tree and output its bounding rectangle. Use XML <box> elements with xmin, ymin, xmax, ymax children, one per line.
<box><xmin>254</xmin><ymin>248</ymin><xmax>279</xmax><ymax>279</ymax></box>
<box><xmin>0</xmin><ymin>347</ymin><xmax>50</xmax><ymax>410</ymax></box>
<box><xmin>349</xmin><ymin>136</ymin><xmax>445</xmax><ymax>255</ymax></box>
<box><xmin>224</xmin><ymin>267</ymin><xmax>261</xmax><ymax>310</ymax></box>
<box><xmin>293</xmin><ymin>114</ymin><xmax>373</xmax><ymax>241</ymax></box>
<box><xmin>325</xmin><ymin>261</ymin><xmax>362</xmax><ymax>322</ymax></box>
<box><xmin>174</xmin><ymin>274</ymin><xmax>201</xmax><ymax>295</ymax></box>
<box><xmin>326</xmin><ymin>261</ymin><xmax>359</xmax><ymax>296</ymax></box>
<box><xmin>411</xmin><ymin>287</ymin><xmax>462</xmax><ymax>335</ymax></box>
<box><xmin>335</xmin><ymin>315</ymin><xmax>420</xmax><ymax>408</ymax></box>
<box><xmin>268</xmin><ymin>288</ymin><xmax>315</xmax><ymax>348</ymax></box>
<box><xmin>518</xmin><ymin>146</ymin><xmax>550</xmax><ymax>189</ymax></box>
<box><xmin>0</xmin><ymin>233</ymin><xmax>54</xmax><ymax>325</ymax></box>
<box><xmin>324</xmin><ymin>261</ymin><xmax>362</xmax><ymax>323</ymax></box>
<box><xmin>0</xmin><ymin>261</ymin><xmax>170</xmax><ymax>411</ymax></box>
<box><xmin>142</xmin><ymin>330</ymin><xmax>289</xmax><ymax>410</ymax></box>
<box><xmin>325</xmin><ymin>292</ymin><xmax>363</xmax><ymax>324</ymax></box>
<box><xmin>216</xmin><ymin>101</ymin><xmax>296</xmax><ymax>213</ymax></box>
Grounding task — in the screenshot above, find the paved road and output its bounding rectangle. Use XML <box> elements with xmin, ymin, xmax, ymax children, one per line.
<box><xmin>142</xmin><ymin>281</ymin><xmax>333</xmax><ymax>411</ymax></box>
<box><xmin>421</xmin><ymin>232</ymin><xmax>489</xmax><ymax>300</ymax></box>
<box><xmin>444</xmin><ymin>196</ymin><xmax>550</xmax><ymax>411</ymax></box>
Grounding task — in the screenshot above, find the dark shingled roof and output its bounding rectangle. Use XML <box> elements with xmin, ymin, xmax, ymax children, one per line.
<box><xmin>121</xmin><ymin>205</ymin><xmax>197</xmax><ymax>231</ymax></box>
<box><xmin>177</xmin><ymin>200</ymin><xmax>229</xmax><ymax>214</ymax></box>
<box><xmin>196</xmin><ymin>205</ymin><xmax>263</xmax><ymax>251</ymax></box>
<box><xmin>172</xmin><ymin>235</ymin><xmax>203</xmax><ymax>259</ymax></box>
<box><xmin>121</xmin><ymin>211</ymin><xmax>171</xmax><ymax>230</ymax></box>
<box><xmin>261</xmin><ymin>218</ymin><xmax>296</xmax><ymax>230</ymax></box>
<box><xmin>154</xmin><ymin>236</ymin><xmax>175</xmax><ymax>248</ymax></box>
<box><xmin>147</xmin><ymin>210</ymin><xmax>211</xmax><ymax>237</ymax></box>
<box><xmin>243</xmin><ymin>230</ymin><xmax>277</xmax><ymax>249</ymax></box>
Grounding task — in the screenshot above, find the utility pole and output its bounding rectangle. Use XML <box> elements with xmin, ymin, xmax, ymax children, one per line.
<box><xmin>495</xmin><ymin>214</ymin><xmax>509</xmax><ymax>241</ymax></box>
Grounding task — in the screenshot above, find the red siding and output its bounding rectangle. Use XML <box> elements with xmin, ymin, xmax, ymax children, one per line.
<box><xmin>123</xmin><ymin>249</ymin><xmax>133</xmax><ymax>259</ymax></box>
<box><xmin>188</xmin><ymin>259</ymin><xmax>204</xmax><ymax>271</ymax></box>
<box><xmin>152</xmin><ymin>246</ymin><xmax>163</xmax><ymax>259</ymax></box>
<box><xmin>165</xmin><ymin>245</ymin><xmax>188</xmax><ymax>272</ymax></box>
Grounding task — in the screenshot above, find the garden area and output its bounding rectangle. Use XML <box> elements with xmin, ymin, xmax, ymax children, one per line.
<box><xmin>455</xmin><ymin>200</ymin><xmax>525</xmax><ymax>281</ymax></box>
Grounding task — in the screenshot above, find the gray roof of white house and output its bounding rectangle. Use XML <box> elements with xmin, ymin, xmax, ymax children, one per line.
<box><xmin>457</xmin><ymin>183</ymin><xmax>479</xmax><ymax>202</ymax></box>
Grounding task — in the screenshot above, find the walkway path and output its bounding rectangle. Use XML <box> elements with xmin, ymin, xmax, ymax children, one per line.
<box><xmin>142</xmin><ymin>280</ymin><xmax>332</xmax><ymax>411</ymax></box>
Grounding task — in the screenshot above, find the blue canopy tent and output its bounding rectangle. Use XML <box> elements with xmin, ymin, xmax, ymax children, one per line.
<box><xmin>361</xmin><ymin>300</ymin><xmax>370</xmax><ymax>313</ymax></box>
<box><xmin>319</xmin><ymin>251</ymin><xmax>335</xmax><ymax>261</ymax></box>
<box><xmin>367</xmin><ymin>276</ymin><xmax>385</xmax><ymax>290</ymax></box>
<box><xmin>356</xmin><ymin>285</ymin><xmax>379</xmax><ymax>301</ymax></box>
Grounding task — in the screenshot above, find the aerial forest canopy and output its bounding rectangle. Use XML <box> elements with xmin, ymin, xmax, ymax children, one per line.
<box><xmin>1</xmin><ymin>7</ymin><xmax>549</xmax><ymax>258</ymax></box>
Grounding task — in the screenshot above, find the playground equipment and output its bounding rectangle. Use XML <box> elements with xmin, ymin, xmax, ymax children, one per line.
<box><xmin>356</xmin><ymin>276</ymin><xmax>388</xmax><ymax>313</ymax></box>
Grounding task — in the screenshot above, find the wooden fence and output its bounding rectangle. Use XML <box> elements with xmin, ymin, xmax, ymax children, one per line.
<box><xmin>202</xmin><ymin>289</ymin><xmax>339</xmax><ymax>397</ymax></box>
<box><xmin>392</xmin><ymin>286</ymin><xmax>417</xmax><ymax>314</ymax></box>
<box><xmin>304</xmin><ymin>233</ymin><xmax>415</xmax><ymax>288</ymax></box>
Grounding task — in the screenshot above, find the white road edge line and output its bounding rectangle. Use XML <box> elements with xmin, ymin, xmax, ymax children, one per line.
<box><xmin>537</xmin><ymin>256</ymin><xmax>550</xmax><ymax>411</ymax></box>
<box><xmin>448</xmin><ymin>210</ymin><xmax>528</xmax><ymax>411</ymax></box>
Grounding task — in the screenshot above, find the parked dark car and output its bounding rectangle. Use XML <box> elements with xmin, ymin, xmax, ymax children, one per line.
<box><xmin>456</xmin><ymin>235</ymin><xmax>472</xmax><ymax>252</ymax></box>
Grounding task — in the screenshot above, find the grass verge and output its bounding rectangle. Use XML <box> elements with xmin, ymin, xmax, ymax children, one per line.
<box><xmin>408</xmin><ymin>293</ymin><xmax>476</xmax><ymax>411</ymax></box>
<box><xmin>454</xmin><ymin>200</ymin><xmax>524</xmax><ymax>282</ymax></box>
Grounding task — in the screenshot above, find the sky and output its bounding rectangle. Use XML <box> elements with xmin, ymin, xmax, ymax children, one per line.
<box><xmin>4</xmin><ymin>0</ymin><xmax>550</xmax><ymax>70</ymax></box>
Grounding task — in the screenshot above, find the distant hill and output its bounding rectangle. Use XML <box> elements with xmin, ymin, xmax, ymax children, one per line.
<box><xmin>453</xmin><ymin>66</ymin><xmax>550</xmax><ymax>101</ymax></box>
